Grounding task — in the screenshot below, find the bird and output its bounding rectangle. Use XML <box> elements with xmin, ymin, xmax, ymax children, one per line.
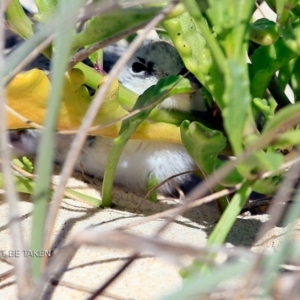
<box><xmin>10</xmin><ymin>40</ymin><xmax>199</xmax><ymax>197</ymax></box>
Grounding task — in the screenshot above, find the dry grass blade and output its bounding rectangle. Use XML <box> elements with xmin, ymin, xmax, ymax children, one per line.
<box><xmin>5</xmin><ymin>105</ymin><xmax>44</xmax><ymax>130</ymax></box>
<box><xmin>69</xmin><ymin>21</ymin><xmax>150</xmax><ymax>69</ymax></box>
<box><xmin>0</xmin><ymin>268</ymin><xmax>14</xmax><ymax>281</ymax></box>
<box><xmin>4</xmin><ymin>35</ymin><xmax>53</xmax><ymax>85</ymax></box>
<box><xmin>154</xmin><ymin>109</ymin><xmax>300</xmax><ymax>236</ymax></box>
<box><xmin>86</xmin><ymin>253</ymin><xmax>138</xmax><ymax>300</ymax></box>
<box><xmin>85</xmin><ymin>185</ymin><xmax>240</xmax><ymax>297</ymax></box>
<box><xmin>28</xmin><ymin>224</ymin><xmax>255</xmax><ymax>299</ymax></box>
<box><xmin>25</xmin><ymin>244</ymin><xmax>78</xmax><ymax>300</ymax></box>
<box><xmin>72</xmin><ymin>229</ymin><xmax>255</xmax><ymax>263</ymax></box>
<box><xmin>231</xmin><ymin>149</ymin><xmax>300</xmax><ymax>299</ymax></box>
<box><xmin>275</xmin><ymin>272</ymin><xmax>300</xmax><ymax>299</ymax></box>
<box><xmin>73</xmin><ymin>229</ymin><xmax>213</xmax><ymax>263</ymax></box>
<box><xmin>143</xmin><ymin>171</ymin><xmax>193</xmax><ymax>200</ymax></box>
<box><xmin>121</xmin><ymin>185</ymin><xmax>240</xmax><ymax>230</ymax></box>
<box><xmin>0</xmin><ymin>1</ymin><xmax>31</xmax><ymax>296</ymax></box>
<box><xmin>77</xmin><ymin>1</ymin><xmax>120</xmax><ymax>23</ymax></box>
<box><xmin>255</xmin><ymin>1</ymin><xmax>267</xmax><ymax>18</ymax></box>
<box><xmin>43</xmin><ymin>0</ymin><xmax>179</xmax><ymax>256</ymax></box>
<box><xmin>229</xmin><ymin>146</ymin><xmax>300</xmax><ymax>299</ymax></box>
<box><xmin>56</xmin><ymin>279</ymin><xmax>131</xmax><ymax>300</ymax></box>
<box><xmin>256</xmin><ymin>148</ymin><xmax>300</xmax><ymax>243</ymax></box>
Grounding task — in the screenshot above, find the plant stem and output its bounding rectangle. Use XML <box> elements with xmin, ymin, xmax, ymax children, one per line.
<box><xmin>5</xmin><ymin>0</ymin><xmax>34</xmax><ymax>39</ymax></box>
<box><xmin>268</xmin><ymin>75</ymin><xmax>292</xmax><ymax>107</ymax></box>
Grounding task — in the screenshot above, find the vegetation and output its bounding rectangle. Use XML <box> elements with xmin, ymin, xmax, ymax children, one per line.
<box><xmin>2</xmin><ymin>0</ymin><xmax>300</xmax><ymax>298</ymax></box>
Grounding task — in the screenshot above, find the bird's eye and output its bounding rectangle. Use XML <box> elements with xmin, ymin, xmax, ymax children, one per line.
<box><xmin>132</xmin><ymin>62</ymin><xmax>147</xmax><ymax>73</ymax></box>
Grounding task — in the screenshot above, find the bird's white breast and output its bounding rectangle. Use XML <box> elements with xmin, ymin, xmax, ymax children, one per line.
<box><xmin>54</xmin><ymin>134</ymin><xmax>195</xmax><ymax>195</ymax></box>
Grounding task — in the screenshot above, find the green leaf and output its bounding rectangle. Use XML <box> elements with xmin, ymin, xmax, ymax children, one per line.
<box><xmin>213</xmin><ymin>159</ymin><xmax>244</xmax><ymax>186</ymax></box>
<box><xmin>12</xmin><ymin>157</ymin><xmax>34</xmax><ymax>173</ymax></box>
<box><xmin>250</xmin><ymin>39</ymin><xmax>296</xmax><ymax>98</ymax></box>
<box><xmin>280</xmin><ymin>20</ymin><xmax>300</xmax><ymax>55</ymax></box>
<box><xmin>0</xmin><ymin>173</ymin><xmax>101</xmax><ymax>207</ymax></box>
<box><xmin>278</xmin><ymin>58</ymin><xmax>295</xmax><ymax>88</ymax></box>
<box><xmin>181</xmin><ymin>180</ymin><xmax>253</xmax><ymax>277</ymax></box>
<box><xmin>180</xmin><ymin>120</ymin><xmax>226</xmax><ymax>175</ymax></box>
<box><xmin>35</xmin><ymin>0</ymin><xmax>58</xmax><ymax>22</ymax></box>
<box><xmin>88</xmin><ymin>48</ymin><xmax>104</xmax><ymax>71</ymax></box>
<box><xmin>207</xmin><ymin>181</ymin><xmax>253</xmax><ymax>246</ymax></box>
<box><xmin>30</xmin><ymin>0</ymin><xmax>86</xmax><ymax>279</ymax></box>
<box><xmin>5</xmin><ymin>0</ymin><xmax>34</xmax><ymax>39</ymax></box>
<box><xmin>271</xmin><ymin>130</ymin><xmax>300</xmax><ymax>147</ymax></box>
<box><xmin>253</xmin><ymin>151</ymin><xmax>284</xmax><ymax>172</ymax></box>
<box><xmin>223</xmin><ymin>59</ymin><xmax>252</xmax><ymax>154</ymax></box>
<box><xmin>146</xmin><ymin>173</ymin><xmax>159</xmax><ymax>202</ymax></box>
<box><xmin>101</xmin><ymin>75</ymin><xmax>192</xmax><ymax>207</ymax></box>
<box><xmin>235</xmin><ymin>151</ymin><xmax>284</xmax><ymax>183</ymax></box>
<box><xmin>253</xmin><ymin>97</ymin><xmax>277</xmax><ymax>121</ymax></box>
<box><xmin>252</xmin><ymin>176</ymin><xmax>282</xmax><ymax>194</ymax></box>
<box><xmin>206</xmin><ymin>0</ymin><xmax>254</xmax><ymax>62</ymax></box>
<box><xmin>262</xmin><ymin>101</ymin><xmax>300</xmax><ymax>135</ymax></box>
<box><xmin>290</xmin><ymin>57</ymin><xmax>300</xmax><ymax>101</ymax></box>
<box><xmin>73</xmin><ymin>7</ymin><xmax>161</xmax><ymax>50</ymax></box>
<box><xmin>276</xmin><ymin>0</ymin><xmax>297</xmax><ymax>25</ymax></box>
<box><xmin>164</xmin><ymin>2</ymin><xmax>224</xmax><ymax>103</ymax></box>
<box><xmin>163</xmin><ymin>11</ymin><xmax>212</xmax><ymax>85</ymax></box>
<box><xmin>250</xmin><ymin>19</ymin><xmax>279</xmax><ymax>46</ymax></box>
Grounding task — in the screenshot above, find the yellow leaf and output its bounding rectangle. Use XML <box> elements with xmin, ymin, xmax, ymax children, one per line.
<box><xmin>57</xmin><ymin>68</ymin><xmax>93</xmax><ymax>129</ymax></box>
<box><xmin>132</xmin><ymin>122</ymin><xmax>182</xmax><ymax>144</ymax></box>
<box><xmin>6</xmin><ymin>69</ymin><xmax>183</xmax><ymax>144</ymax></box>
<box><xmin>7</xmin><ymin>69</ymin><xmax>50</xmax><ymax>128</ymax></box>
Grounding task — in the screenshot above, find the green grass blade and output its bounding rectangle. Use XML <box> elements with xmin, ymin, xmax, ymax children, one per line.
<box><xmin>30</xmin><ymin>0</ymin><xmax>85</xmax><ymax>278</ymax></box>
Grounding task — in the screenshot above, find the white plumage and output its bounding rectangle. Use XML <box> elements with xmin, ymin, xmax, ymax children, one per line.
<box><xmin>11</xmin><ymin>40</ymin><xmax>197</xmax><ymax>195</ymax></box>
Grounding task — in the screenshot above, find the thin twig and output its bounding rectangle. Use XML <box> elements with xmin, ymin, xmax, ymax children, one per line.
<box><xmin>5</xmin><ymin>105</ymin><xmax>44</xmax><ymax>130</ymax></box>
<box><xmin>86</xmin><ymin>253</ymin><xmax>139</xmax><ymax>300</ymax></box>
<box><xmin>0</xmin><ymin>2</ymin><xmax>31</xmax><ymax>296</ymax></box>
<box><xmin>69</xmin><ymin>21</ymin><xmax>150</xmax><ymax>69</ymax></box>
<box><xmin>29</xmin><ymin>218</ymin><xmax>255</xmax><ymax>300</ymax></box>
<box><xmin>60</xmin><ymin>71</ymin><xmax>192</xmax><ymax>135</ymax></box>
<box><xmin>56</xmin><ymin>279</ymin><xmax>132</xmax><ymax>300</ymax></box>
<box><xmin>25</xmin><ymin>244</ymin><xmax>78</xmax><ymax>300</ymax></box>
<box><xmin>38</xmin><ymin>2</ymin><xmax>181</xmax><ymax>297</ymax></box>
<box><xmin>43</xmin><ymin>1</ymin><xmax>180</xmax><ymax>255</ymax></box>
<box><xmin>255</xmin><ymin>148</ymin><xmax>300</xmax><ymax>243</ymax></box>
<box><xmin>260</xmin><ymin>151</ymin><xmax>300</xmax><ymax>179</ymax></box>
<box><xmin>87</xmin><ymin>184</ymin><xmax>239</xmax><ymax>299</ymax></box>
<box><xmin>72</xmin><ymin>230</ymin><xmax>255</xmax><ymax>262</ymax></box>
<box><xmin>120</xmin><ymin>185</ymin><xmax>240</xmax><ymax>231</ymax></box>
<box><xmin>77</xmin><ymin>2</ymin><xmax>120</xmax><ymax>24</ymax></box>
<box><xmin>153</xmin><ymin>107</ymin><xmax>300</xmax><ymax>235</ymax></box>
<box><xmin>4</xmin><ymin>35</ymin><xmax>53</xmax><ymax>85</ymax></box>
<box><xmin>143</xmin><ymin>170</ymin><xmax>193</xmax><ymax>200</ymax></box>
<box><xmin>255</xmin><ymin>1</ymin><xmax>267</xmax><ymax>19</ymax></box>
<box><xmin>0</xmin><ymin>268</ymin><xmax>14</xmax><ymax>281</ymax></box>
<box><xmin>232</xmin><ymin>148</ymin><xmax>300</xmax><ymax>299</ymax></box>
